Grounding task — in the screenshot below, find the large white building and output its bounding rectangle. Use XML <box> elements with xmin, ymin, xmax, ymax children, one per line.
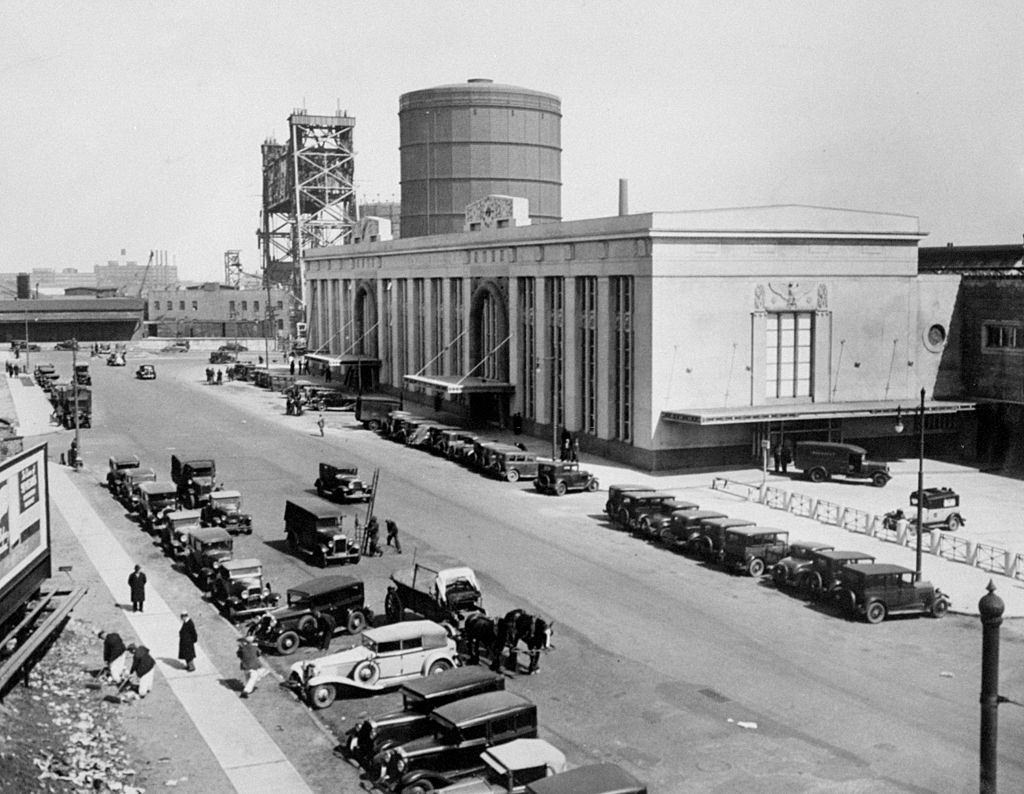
<box><xmin>304</xmin><ymin>201</ymin><xmax>973</xmax><ymax>470</ymax></box>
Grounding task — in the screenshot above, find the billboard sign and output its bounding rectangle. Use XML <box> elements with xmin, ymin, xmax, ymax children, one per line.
<box><xmin>0</xmin><ymin>444</ymin><xmax>49</xmax><ymax>599</ymax></box>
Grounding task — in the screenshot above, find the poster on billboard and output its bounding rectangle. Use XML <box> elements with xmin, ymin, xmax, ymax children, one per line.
<box><xmin>0</xmin><ymin>444</ymin><xmax>49</xmax><ymax>596</ymax></box>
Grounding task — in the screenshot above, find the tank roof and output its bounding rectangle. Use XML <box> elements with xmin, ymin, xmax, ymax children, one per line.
<box><xmin>400</xmin><ymin>79</ymin><xmax>561</xmax><ymax>112</ymax></box>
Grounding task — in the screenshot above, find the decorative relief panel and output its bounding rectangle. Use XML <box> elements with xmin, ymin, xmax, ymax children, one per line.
<box><xmin>755</xmin><ymin>282</ymin><xmax>828</xmax><ymax>311</ymax></box>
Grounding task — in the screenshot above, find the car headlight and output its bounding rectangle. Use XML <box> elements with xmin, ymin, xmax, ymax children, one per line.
<box><xmin>395</xmin><ymin>757</ymin><xmax>406</xmax><ymax>772</ymax></box>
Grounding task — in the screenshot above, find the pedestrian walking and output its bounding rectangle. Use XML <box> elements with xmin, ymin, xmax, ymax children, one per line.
<box><xmin>126</xmin><ymin>644</ymin><xmax>156</xmax><ymax>699</ymax></box>
<box><xmin>237</xmin><ymin>637</ymin><xmax>265</xmax><ymax>698</ymax></box>
<box><xmin>128</xmin><ymin>564</ymin><xmax>147</xmax><ymax>612</ymax></box>
<box><xmin>560</xmin><ymin>428</ymin><xmax>572</xmax><ymax>461</ymax></box>
<box><xmin>206</xmin><ymin>367</ymin><xmax>213</xmax><ymax>384</ymax></box>
<box><xmin>178</xmin><ymin>612</ymin><xmax>198</xmax><ymax>672</ymax></box>
<box><xmin>570</xmin><ymin>437</ymin><xmax>580</xmax><ymax>462</ymax></box>
<box><xmin>314</xmin><ymin>610</ymin><xmax>336</xmax><ymax>651</ymax></box>
<box><xmin>98</xmin><ymin>630</ymin><xmax>129</xmax><ymax>683</ymax></box>
<box><xmin>364</xmin><ymin>516</ymin><xmax>381</xmax><ymax>557</ymax></box>
<box><xmin>772</xmin><ymin>444</ymin><xmax>782</xmax><ymax>474</ymax></box>
<box><xmin>385</xmin><ymin>519</ymin><xmax>402</xmax><ymax>553</ymax></box>
<box><xmin>780</xmin><ymin>443</ymin><xmax>793</xmax><ymax>474</ymax></box>
<box><xmin>289</xmin><ymin>355</ymin><xmax>296</xmax><ymax>376</ymax></box>
<box><xmin>216</xmin><ymin>369</ymin><xmax>223</xmax><ymax>385</ymax></box>
<box><xmin>317</xmin><ymin>414</ymin><xmax>325</xmax><ymax>437</ymax></box>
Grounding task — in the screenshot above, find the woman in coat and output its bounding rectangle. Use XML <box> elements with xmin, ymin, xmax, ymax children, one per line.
<box><xmin>178</xmin><ymin>612</ymin><xmax>198</xmax><ymax>672</ymax></box>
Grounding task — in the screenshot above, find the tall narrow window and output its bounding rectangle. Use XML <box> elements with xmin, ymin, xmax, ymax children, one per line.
<box><xmin>519</xmin><ymin>278</ymin><xmax>536</xmax><ymax>418</ymax></box>
<box><xmin>766</xmin><ymin>312</ymin><xmax>813</xmax><ymax>399</ymax></box>
<box><xmin>431</xmin><ymin>278</ymin><xmax>443</xmax><ymax>375</ymax></box>
<box><xmin>546</xmin><ymin>277</ymin><xmax>564</xmax><ymax>431</ymax></box>
<box><xmin>449</xmin><ymin>279</ymin><xmax>464</xmax><ymax>374</ymax></box>
<box><xmin>577</xmin><ymin>276</ymin><xmax>597</xmax><ymax>434</ymax></box>
<box><xmin>611</xmin><ymin>276</ymin><xmax>634</xmax><ymax>442</ymax></box>
<box><xmin>413</xmin><ymin>279</ymin><xmax>425</xmax><ymax>372</ymax></box>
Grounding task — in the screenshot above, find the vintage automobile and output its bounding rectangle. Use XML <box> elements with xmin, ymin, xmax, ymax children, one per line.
<box><xmin>720</xmin><ymin>526</ymin><xmax>790</xmax><ymax>576</ymax></box>
<box><xmin>769</xmin><ymin>541</ymin><xmax>835</xmax><ymax>588</ymax></box>
<box><xmin>51</xmin><ymin>383</ymin><xmax>92</xmax><ymax>428</ymax></box>
<box><xmin>632</xmin><ymin>499</ymin><xmax>700</xmax><ymax>539</ymax></box>
<box><xmin>183</xmin><ymin>527</ymin><xmax>234</xmax><ymax>591</ymax></box>
<box><xmin>793</xmin><ymin>441</ymin><xmax>891</xmax><ymax>487</ymax></box>
<box><xmin>355</xmin><ymin>395</ymin><xmax>404</xmax><ymax>432</ymax></box>
<box><xmin>209</xmin><ymin>350</ymin><xmax>236</xmax><ymax>365</ymax></box>
<box><xmin>284</xmin><ymin>497</ymin><xmax>362</xmax><ymax>566</ymax></box>
<box><xmin>803</xmin><ymin>550</ymin><xmax>877</xmax><ymax>600</ymax></box>
<box><xmin>219</xmin><ymin>341</ymin><xmax>248</xmax><ymax>352</ymax></box>
<box><xmin>533</xmin><ymin>461</ymin><xmax>599</xmax><ymax>496</ymax></box>
<box><xmin>408</xmin><ymin>421</ymin><xmax>452</xmax><ymax>449</ymax></box>
<box><xmin>657</xmin><ymin>509</ymin><xmax>727</xmax><ymax>551</ymax></box>
<box><xmin>73</xmin><ymin>362</ymin><xmax>91</xmax><ymax>386</ymax></box>
<box><xmin>613</xmin><ymin>492</ymin><xmax>688</xmax><ymax>531</ymax></box>
<box><xmin>123</xmin><ymin>470</ymin><xmax>161</xmax><ymax>515</ymax></box>
<box><xmin>201</xmin><ymin>489</ymin><xmax>253</xmax><ymax>535</ymax></box>
<box><xmin>54</xmin><ymin>339</ymin><xmax>80</xmax><ymax>351</ymax></box>
<box><xmin>314</xmin><ymin>463</ymin><xmax>373</xmax><ymax>503</ymax></box>
<box><xmin>134</xmin><ymin>481</ymin><xmax>176</xmax><ymax>532</ymax></box>
<box><xmin>686</xmin><ymin>517</ymin><xmax>756</xmax><ymax>561</ymax></box>
<box><xmin>106</xmin><ymin>352</ymin><xmax>127</xmax><ymax>366</ymax></box>
<box><xmin>490</xmin><ymin>448</ymin><xmax>539</xmax><ymax>483</ymax></box>
<box><xmin>525</xmin><ymin>763</ymin><xmax>647</xmax><ymax>794</ymax></box>
<box><xmin>207</xmin><ymin>558</ymin><xmax>279</xmax><ymax>621</ymax></box>
<box><xmin>33</xmin><ymin>363</ymin><xmax>59</xmax><ymax>388</ymax></box>
<box><xmin>439</xmin><ymin>430</ymin><xmax>481</xmax><ymax>461</ymax></box>
<box><xmin>11</xmin><ymin>339</ymin><xmax>41</xmax><ymax>352</ymax></box>
<box><xmin>837</xmin><ymin>563</ymin><xmax>950</xmax><ymax>623</ymax></box>
<box><xmin>250</xmin><ymin>574</ymin><xmax>372</xmax><ymax>655</ymax></box>
<box><xmin>306</xmin><ymin>387</ymin><xmax>353</xmax><ymax>411</ymax></box>
<box><xmin>884</xmin><ymin>487</ymin><xmax>966</xmax><ymax>533</ymax></box>
<box><xmin>160</xmin><ymin>339</ymin><xmax>190</xmax><ymax>353</ymax></box>
<box><xmin>604</xmin><ymin>484</ymin><xmax>656</xmax><ymax>521</ymax></box>
<box><xmin>389</xmin><ymin>564</ymin><xmax>485</xmax><ymax>627</ymax></box>
<box><xmin>370</xmin><ymin>691</ymin><xmax>538</xmax><ymax>793</ymax></box>
<box><xmin>344</xmin><ymin>666</ymin><xmax>506</xmax><ymax>770</ymax></box>
<box><xmin>435</xmin><ymin>739</ymin><xmax>567</xmax><ymax>794</ymax></box>
<box><xmin>160</xmin><ymin>508</ymin><xmax>204</xmax><ymax>558</ymax></box>
<box><xmin>135</xmin><ymin>363</ymin><xmax>156</xmax><ymax>380</ymax></box>
<box><xmin>288</xmin><ymin>620</ymin><xmax>460</xmax><ymax>708</ymax></box>
<box><xmin>170</xmin><ymin>454</ymin><xmax>217</xmax><ymax>509</ymax></box>
<box><xmin>106</xmin><ymin>454</ymin><xmax>141</xmax><ymax>491</ymax></box>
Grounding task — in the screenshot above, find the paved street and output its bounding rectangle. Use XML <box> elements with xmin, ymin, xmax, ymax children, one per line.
<box><xmin>25</xmin><ymin>350</ymin><xmax>1024</xmax><ymax>792</ymax></box>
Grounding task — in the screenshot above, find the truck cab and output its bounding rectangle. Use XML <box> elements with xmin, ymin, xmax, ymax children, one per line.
<box><xmin>793</xmin><ymin>441</ymin><xmax>891</xmax><ymax>487</ymax></box>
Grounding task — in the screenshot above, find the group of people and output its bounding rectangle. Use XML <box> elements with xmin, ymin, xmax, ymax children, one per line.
<box><xmin>205</xmin><ymin>367</ymin><xmax>224</xmax><ymax>385</ymax></box>
<box><xmin>772</xmin><ymin>443</ymin><xmax>794</xmax><ymax>474</ymax></box>
<box><xmin>359</xmin><ymin>516</ymin><xmax>402</xmax><ymax>556</ymax></box>
<box><xmin>559</xmin><ymin>429</ymin><xmax>580</xmax><ymax>462</ymax></box>
<box><xmin>4</xmin><ymin>360</ymin><xmax>22</xmax><ymax>377</ymax></box>
<box><xmin>288</xmin><ymin>355</ymin><xmax>311</xmax><ymax>376</ymax></box>
<box><xmin>98</xmin><ymin>630</ymin><xmax>157</xmax><ymax>700</ymax></box>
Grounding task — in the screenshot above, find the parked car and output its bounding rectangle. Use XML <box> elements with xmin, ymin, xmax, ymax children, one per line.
<box><xmin>434</xmin><ymin>738</ymin><xmax>567</xmax><ymax>794</ymax></box>
<box><xmin>107</xmin><ymin>352</ymin><xmax>127</xmax><ymax>366</ymax></box>
<box><xmin>307</xmin><ymin>387</ymin><xmax>352</xmax><ymax>410</ymax></box>
<box><xmin>769</xmin><ymin>541</ymin><xmax>835</xmax><ymax>588</ymax></box>
<box><xmin>657</xmin><ymin>510</ymin><xmax>727</xmax><ymax>550</ymax></box>
<box><xmin>632</xmin><ymin>499</ymin><xmax>700</xmax><ymax>539</ymax></box>
<box><xmin>533</xmin><ymin>461</ymin><xmax>599</xmax><ymax>496</ymax></box>
<box><xmin>33</xmin><ymin>363</ymin><xmax>58</xmax><ymax>388</ymax></box>
<box><xmin>721</xmin><ymin>527</ymin><xmax>790</xmax><ymax>576</ymax></box>
<box><xmin>170</xmin><ymin>454</ymin><xmax>217</xmax><ymax>509</ymax></box>
<box><xmin>160</xmin><ymin>508</ymin><xmax>204</xmax><ymax>558</ymax></box>
<box><xmin>370</xmin><ymin>691</ymin><xmax>537</xmax><ymax>793</ymax></box>
<box><xmin>388</xmin><ymin>564</ymin><xmax>485</xmax><ymax>627</ymax></box>
<box><xmin>439</xmin><ymin>430</ymin><xmax>481</xmax><ymax>460</ymax></box>
<box><xmin>611</xmin><ymin>492</ymin><xmax>680</xmax><ymax>530</ymax></box>
<box><xmin>686</xmin><ymin>517</ymin><xmax>756</xmax><ymax>561</ymax></box>
<box><xmin>355</xmin><ymin>395</ymin><xmax>403</xmax><ymax>432</ymax></box>
<box><xmin>344</xmin><ymin>666</ymin><xmax>506</xmax><ymax>770</ymax></box>
<box><xmin>54</xmin><ymin>339</ymin><xmax>80</xmax><ymax>351</ymax></box>
<box><xmin>160</xmin><ymin>339</ymin><xmax>190</xmax><ymax>353</ymax></box>
<box><xmin>490</xmin><ymin>448</ymin><xmax>540</xmax><ymax>483</ymax></box>
<box><xmin>106</xmin><ymin>454</ymin><xmax>141</xmax><ymax>491</ymax></box>
<box><xmin>288</xmin><ymin>620</ymin><xmax>460</xmax><ymax>708</ymax></box>
<box><xmin>604</xmin><ymin>484</ymin><xmax>656</xmax><ymax>521</ymax></box>
<box><xmin>883</xmin><ymin>487</ymin><xmax>966</xmax><ymax>532</ymax></box>
<box><xmin>135</xmin><ymin>364</ymin><xmax>156</xmax><ymax>380</ymax></box>
<box><xmin>284</xmin><ymin>497</ymin><xmax>361</xmax><ymax>566</ymax></box>
<box><xmin>124</xmin><ymin>471</ymin><xmax>162</xmax><ymax>516</ymax></box>
<box><xmin>73</xmin><ymin>362</ymin><xmax>91</xmax><ymax>386</ymax></box>
<box><xmin>183</xmin><ymin>527</ymin><xmax>234</xmax><ymax>591</ymax></box>
<box><xmin>525</xmin><ymin>763</ymin><xmax>647</xmax><ymax>794</ymax></box>
<box><xmin>793</xmin><ymin>441</ymin><xmax>891</xmax><ymax>487</ymax></box>
<box><xmin>207</xmin><ymin>558</ymin><xmax>279</xmax><ymax>621</ymax></box>
<box><xmin>314</xmin><ymin>463</ymin><xmax>373</xmax><ymax>503</ymax></box>
<box><xmin>837</xmin><ymin>563</ymin><xmax>950</xmax><ymax>623</ymax></box>
<box><xmin>201</xmin><ymin>489</ymin><xmax>253</xmax><ymax>535</ymax></box>
<box><xmin>251</xmin><ymin>575</ymin><xmax>371</xmax><ymax>654</ymax></box>
<box><xmin>219</xmin><ymin>341</ymin><xmax>248</xmax><ymax>352</ymax></box>
<box><xmin>803</xmin><ymin>550</ymin><xmax>877</xmax><ymax>600</ymax></box>
<box><xmin>11</xmin><ymin>340</ymin><xmax>40</xmax><ymax>352</ymax></box>
<box><xmin>209</xmin><ymin>350</ymin><xmax>236</xmax><ymax>365</ymax></box>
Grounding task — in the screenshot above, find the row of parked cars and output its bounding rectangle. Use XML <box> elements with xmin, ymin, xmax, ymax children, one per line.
<box><xmin>603</xmin><ymin>485</ymin><xmax>951</xmax><ymax>624</ymax></box>
<box><xmin>374</xmin><ymin>411</ymin><xmax>600</xmax><ymax>497</ymax></box>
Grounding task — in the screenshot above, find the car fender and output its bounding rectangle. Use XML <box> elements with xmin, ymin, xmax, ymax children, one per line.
<box><xmin>397</xmin><ymin>768</ymin><xmax>458</xmax><ymax>791</ymax></box>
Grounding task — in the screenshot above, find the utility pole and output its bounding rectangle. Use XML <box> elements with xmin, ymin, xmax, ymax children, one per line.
<box><xmin>72</xmin><ymin>340</ymin><xmax>81</xmax><ymax>469</ymax></box>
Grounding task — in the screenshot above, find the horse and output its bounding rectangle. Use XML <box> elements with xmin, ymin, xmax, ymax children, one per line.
<box><xmin>461</xmin><ymin>613</ymin><xmax>510</xmax><ymax>671</ymax></box>
<box><xmin>502</xmin><ymin>609</ymin><xmax>554</xmax><ymax>675</ymax></box>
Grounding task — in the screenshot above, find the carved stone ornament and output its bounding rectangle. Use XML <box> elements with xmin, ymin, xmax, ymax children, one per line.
<box><xmin>754</xmin><ymin>284</ymin><xmax>765</xmax><ymax>311</ymax></box>
<box><xmin>767</xmin><ymin>281</ymin><xmax>816</xmax><ymax>310</ymax></box>
<box><xmin>817</xmin><ymin>283</ymin><xmax>828</xmax><ymax>309</ymax></box>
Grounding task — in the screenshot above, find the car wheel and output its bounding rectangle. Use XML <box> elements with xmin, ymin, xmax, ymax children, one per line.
<box><xmin>946</xmin><ymin>515</ymin><xmax>962</xmax><ymax>531</ymax></box>
<box><xmin>616</xmin><ymin>508</ymin><xmax>630</xmax><ymax>527</ymax></box>
<box><xmin>586</xmin><ymin>479</ymin><xmax>599</xmax><ymax>492</ymax></box>
<box><xmin>659</xmin><ymin>528</ymin><xmax>675</xmax><ymax>547</ymax></box>
<box><xmin>871</xmin><ymin>473</ymin><xmax>888</xmax><ymax>487</ymax></box>
<box><xmin>401</xmin><ymin>782</ymin><xmax>434</xmax><ymax>794</ymax></box>
<box><xmin>554</xmin><ymin>481</ymin><xmax>567</xmax><ymax>496</ymax></box>
<box><xmin>505</xmin><ymin>469</ymin><xmax>520</xmax><ymax>483</ymax></box>
<box><xmin>428</xmin><ymin>659</ymin><xmax>454</xmax><ymax>675</ymax></box>
<box><xmin>346</xmin><ymin>610</ymin><xmax>366</xmax><ymax>634</ymax></box>
<box><xmin>809</xmin><ymin>468</ymin><xmax>826</xmax><ymax>484</ymax></box>
<box><xmin>747</xmin><ymin>558</ymin><xmax>766</xmax><ymax>577</ymax></box>
<box><xmin>931</xmin><ymin>598</ymin><xmax>950</xmax><ymax>618</ymax></box>
<box><xmin>275</xmin><ymin>631</ymin><xmax>300</xmax><ymax>655</ymax></box>
<box><xmin>865</xmin><ymin>601</ymin><xmax>887</xmax><ymax>624</ymax></box>
<box><xmin>804</xmin><ymin>573</ymin><xmax>824</xmax><ymax>599</ymax></box>
<box><xmin>638</xmin><ymin>516</ymin><xmax>652</xmax><ymax>536</ymax></box>
<box><xmin>353</xmin><ymin>660</ymin><xmax>380</xmax><ymax>686</ymax></box>
<box><xmin>309</xmin><ymin>684</ymin><xmax>336</xmax><ymax>710</ymax></box>
<box><xmin>771</xmin><ymin>566</ymin><xmax>787</xmax><ymax>587</ymax></box>
<box><xmin>367</xmin><ymin>419</ymin><xmax>381</xmax><ymax>432</ymax></box>
<box><xmin>298</xmin><ymin>615</ymin><xmax>318</xmax><ymax>637</ymax></box>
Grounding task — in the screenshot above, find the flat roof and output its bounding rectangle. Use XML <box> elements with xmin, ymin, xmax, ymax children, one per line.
<box><xmin>663</xmin><ymin>399</ymin><xmax>975</xmax><ymax>426</ymax></box>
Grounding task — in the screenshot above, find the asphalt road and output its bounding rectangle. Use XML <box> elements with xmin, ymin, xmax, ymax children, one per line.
<box><xmin>67</xmin><ymin>351</ymin><xmax>1024</xmax><ymax>793</ymax></box>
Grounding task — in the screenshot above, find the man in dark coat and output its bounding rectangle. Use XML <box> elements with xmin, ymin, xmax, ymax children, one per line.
<box><xmin>98</xmin><ymin>630</ymin><xmax>128</xmax><ymax>682</ymax></box>
<box><xmin>178</xmin><ymin>612</ymin><xmax>198</xmax><ymax>672</ymax></box>
<box><xmin>127</xmin><ymin>644</ymin><xmax>156</xmax><ymax>698</ymax></box>
<box><xmin>385</xmin><ymin>519</ymin><xmax>402</xmax><ymax>554</ymax></box>
<box><xmin>128</xmin><ymin>565</ymin><xmax>147</xmax><ymax>612</ymax></box>
<box><xmin>314</xmin><ymin>610</ymin><xmax>336</xmax><ymax>651</ymax></box>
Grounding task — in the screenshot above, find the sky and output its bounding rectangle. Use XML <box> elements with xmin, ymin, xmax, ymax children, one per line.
<box><xmin>2</xmin><ymin>1</ymin><xmax>1022</xmax><ymax>282</ymax></box>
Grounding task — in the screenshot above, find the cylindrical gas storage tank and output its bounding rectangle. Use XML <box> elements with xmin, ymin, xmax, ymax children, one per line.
<box><xmin>16</xmin><ymin>273</ymin><xmax>31</xmax><ymax>299</ymax></box>
<box><xmin>399</xmin><ymin>79</ymin><xmax>562</xmax><ymax>238</ymax></box>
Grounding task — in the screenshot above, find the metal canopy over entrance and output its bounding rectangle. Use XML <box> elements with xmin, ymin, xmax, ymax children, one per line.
<box><xmin>662</xmin><ymin>399</ymin><xmax>976</xmax><ymax>426</ymax></box>
<box><xmin>305</xmin><ymin>353</ymin><xmax>381</xmax><ymax>392</ymax></box>
<box><xmin>402</xmin><ymin>374</ymin><xmax>515</xmax><ymax>396</ymax></box>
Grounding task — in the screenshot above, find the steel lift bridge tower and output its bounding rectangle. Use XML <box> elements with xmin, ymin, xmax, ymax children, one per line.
<box><xmin>258</xmin><ymin>108</ymin><xmax>357</xmax><ymax>316</ymax></box>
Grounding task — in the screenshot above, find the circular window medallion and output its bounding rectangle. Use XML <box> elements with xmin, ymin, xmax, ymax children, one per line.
<box><xmin>924</xmin><ymin>323</ymin><xmax>947</xmax><ymax>352</ymax></box>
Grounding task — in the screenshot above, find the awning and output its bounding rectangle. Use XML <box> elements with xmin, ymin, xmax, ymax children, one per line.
<box><xmin>304</xmin><ymin>353</ymin><xmax>380</xmax><ymax>368</ymax></box>
<box><xmin>403</xmin><ymin>374</ymin><xmax>516</xmax><ymax>396</ymax></box>
<box><xmin>662</xmin><ymin>399</ymin><xmax>975</xmax><ymax>426</ymax></box>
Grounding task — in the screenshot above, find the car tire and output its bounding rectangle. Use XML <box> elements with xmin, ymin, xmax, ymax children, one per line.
<box><xmin>275</xmin><ymin>631</ymin><xmax>300</xmax><ymax>655</ymax></box>
<box><xmin>865</xmin><ymin>601</ymin><xmax>887</xmax><ymax>624</ymax></box>
<box><xmin>946</xmin><ymin>515</ymin><xmax>962</xmax><ymax>531</ymax></box>
<box><xmin>638</xmin><ymin>516</ymin><xmax>652</xmax><ymax>536</ymax></box>
<box><xmin>353</xmin><ymin>660</ymin><xmax>380</xmax><ymax>686</ymax></box>
<box><xmin>346</xmin><ymin>610</ymin><xmax>366</xmax><ymax>634</ymax></box>
<box><xmin>871</xmin><ymin>473</ymin><xmax>888</xmax><ymax>487</ymax></box>
<box><xmin>931</xmin><ymin>598</ymin><xmax>950</xmax><ymax>618</ymax></box>
<box><xmin>808</xmin><ymin>468</ymin><xmax>827</xmax><ymax>484</ymax></box>
<box><xmin>586</xmin><ymin>479</ymin><xmax>599</xmax><ymax>492</ymax></box>
<box><xmin>804</xmin><ymin>572</ymin><xmax>824</xmax><ymax>599</ymax></box>
<box><xmin>298</xmin><ymin>615</ymin><xmax>318</xmax><ymax>637</ymax></box>
<box><xmin>367</xmin><ymin>419</ymin><xmax>381</xmax><ymax>432</ymax></box>
<box><xmin>771</xmin><ymin>566</ymin><xmax>787</xmax><ymax>587</ymax></box>
<box><xmin>505</xmin><ymin>469</ymin><xmax>520</xmax><ymax>483</ymax></box>
<box><xmin>401</xmin><ymin>782</ymin><xmax>435</xmax><ymax>794</ymax></box>
<box><xmin>659</xmin><ymin>528</ymin><xmax>675</xmax><ymax>547</ymax></box>
<box><xmin>309</xmin><ymin>684</ymin><xmax>336</xmax><ymax>710</ymax></box>
<box><xmin>747</xmin><ymin>558</ymin><xmax>766</xmax><ymax>577</ymax></box>
<box><xmin>554</xmin><ymin>481</ymin><xmax>567</xmax><ymax>496</ymax></box>
<box><xmin>428</xmin><ymin>659</ymin><xmax>453</xmax><ymax>675</ymax></box>
<box><xmin>616</xmin><ymin>508</ymin><xmax>630</xmax><ymax>528</ymax></box>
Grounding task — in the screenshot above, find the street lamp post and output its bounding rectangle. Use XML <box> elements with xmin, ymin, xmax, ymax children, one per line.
<box><xmin>71</xmin><ymin>339</ymin><xmax>81</xmax><ymax>468</ymax></box>
<box><xmin>894</xmin><ymin>387</ymin><xmax>926</xmax><ymax>581</ymax></box>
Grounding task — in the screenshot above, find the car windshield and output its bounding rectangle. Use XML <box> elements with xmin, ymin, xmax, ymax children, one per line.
<box><xmin>231</xmin><ymin>569</ymin><xmax>262</xmax><ymax>582</ymax></box>
<box><xmin>205</xmin><ymin>541</ymin><xmax>232</xmax><ymax>552</ymax></box>
<box><xmin>214</xmin><ymin>497</ymin><xmax>240</xmax><ymax>511</ymax></box>
<box><xmin>287</xmin><ymin>591</ymin><xmax>311</xmax><ymax>608</ymax></box>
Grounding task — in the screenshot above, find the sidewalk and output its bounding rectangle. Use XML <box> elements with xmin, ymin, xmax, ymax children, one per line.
<box><xmin>7</xmin><ymin>373</ymin><xmax>314</xmax><ymax>794</ymax></box>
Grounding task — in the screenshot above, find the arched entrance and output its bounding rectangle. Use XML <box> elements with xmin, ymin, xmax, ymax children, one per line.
<box><xmin>468</xmin><ymin>281</ymin><xmax>510</xmax><ymax>425</ymax></box>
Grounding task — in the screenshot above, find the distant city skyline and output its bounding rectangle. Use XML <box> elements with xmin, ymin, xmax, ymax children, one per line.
<box><xmin>2</xmin><ymin>1</ymin><xmax>1021</xmax><ymax>282</ymax></box>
